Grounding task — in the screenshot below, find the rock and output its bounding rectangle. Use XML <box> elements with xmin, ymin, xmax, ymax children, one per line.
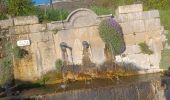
<box><xmin>0</xmin><ymin>19</ymin><xmax>13</xmax><ymax>29</ymax></box>
<box><xmin>142</xmin><ymin>10</ymin><xmax>160</xmax><ymax>19</ymax></box>
<box><xmin>116</xmin><ymin>4</ymin><xmax>143</xmax><ymax>14</ymax></box>
<box><xmin>120</xmin><ymin>20</ymin><xmax>145</xmax><ymax>34</ymax></box>
<box><xmin>61</xmin><ymin>84</ymin><xmax>67</xmax><ymax>89</ymax></box>
<box><xmin>144</xmin><ymin>18</ymin><xmax>161</xmax><ymax>32</ymax></box>
<box><xmin>14</xmin><ymin>16</ymin><xmax>39</xmax><ymax>26</ymax></box>
<box><xmin>124</xmin><ymin>45</ymin><xmax>141</xmax><ymax>54</ymax></box>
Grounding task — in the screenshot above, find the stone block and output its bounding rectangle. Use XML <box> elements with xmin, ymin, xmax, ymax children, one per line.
<box><xmin>29</xmin><ymin>32</ymin><xmax>43</xmax><ymax>43</ymax></box>
<box><xmin>124</xmin><ymin>45</ymin><xmax>141</xmax><ymax>54</ymax></box>
<box><xmin>120</xmin><ymin>22</ymin><xmax>134</xmax><ymax>34</ymax></box>
<box><xmin>144</xmin><ymin>18</ymin><xmax>161</xmax><ymax>32</ymax></box>
<box><xmin>127</xmin><ymin>54</ymin><xmax>151</xmax><ymax>69</ymax></box>
<box><xmin>0</xmin><ymin>19</ymin><xmax>13</xmax><ymax>29</ymax></box>
<box><xmin>120</xmin><ymin>20</ymin><xmax>145</xmax><ymax>34</ymax></box>
<box><xmin>47</xmin><ymin>22</ymin><xmax>64</xmax><ymax>31</ymax></box>
<box><xmin>133</xmin><ymin>20</ymin><xmax>145</xmax><ymax>33</ymax></box>
<box><xmin>14</xmin><ymin>16</ymin><xmax>39</xmax><ymax>26</ymax></box>
<box><xmin>29</xmin><ymin>24</ymin><xmax>46</xmax><ymax>33</ymax></box>
<box><xmin>142</xmin><ymin>10</ymin><xmax>160</xmax><ymax>19</ymax></box>
<box><xmin>116</xmin><ymin>4</ymin><xmax>143</xmax><ymax>14</ymax></box>
<box><xmin>11</xmin><ymin>25</ymin><xmax>30</xmax><ymax>34</ymax></box>
<box><xmin>124</xmin><ymin>34</ymin><xmax>135</xmax><ymax>45</ymax></box>
<box><xmin>135</xmin><ymin>32</ymin><xmax>148</xmax><ymax>44</ymax></box>
<box><xmin>147</xmin><ymin>30</ymin><xmax>162</xmax><ymax>39</ymax></box>
<box><xmin>115</xmin><ymin>53</ymin><xmax>151</xmax><ymax>70</ymax></box>
<box><xmin>149</xmin><ymin>54</ymin><xmax>160</xmax><ymax>69</ymax></box>
<box><xmin>116</xmin><ymin>12</ymin><xmax>143</xmax><ymax>23</ymax></box>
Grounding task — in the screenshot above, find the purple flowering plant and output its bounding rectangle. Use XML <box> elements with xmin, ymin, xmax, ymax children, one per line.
<box><xmin>98</xmin><ymin>17</ymin><xmax>125</xmax><ymax>55</ymax></box>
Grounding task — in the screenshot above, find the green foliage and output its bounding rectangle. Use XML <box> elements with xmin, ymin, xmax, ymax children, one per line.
<box><xmin>160</xmin><ymin>49</ymin><xmax>170</xmax><ymax>70</ymax></box>
<box><xmin>17</xmin><ymin>83</ymin><xmax>42</xmax><ymax>90</ymax></box>
<box><xmin>38</xmin><ymin>75</ymin><xmax>50</xmax><ymax>86</ymax></box>
<box><xmin>90</xmin><ymin>6</ymin><xmax>113</xmax><ymax>15</ymax></box>
<box><xmin>0</xmin><ymin>0</ymin><xmax>7</xmax><ymax>20</ymax></box>
<box><xmin>141</xmin><ymin>0</ymin><xmax>170</xmax><ymax>10</ymax></box>
<box><xmin>35</xmin><ymin>8</ymin><xmax>69</xmax><ymax>23</ymax></box>
<box><xmin>0</xmin><ymin>14</ymin><xmax>7</xmax><ymax>20</ymax></box>
<box><xmin>0</xmin><ymin>57</ymin><xmax>12</xmax><ymax>85</ymax></box>
<box><xmin>98</xmin><ymin>18</ymin><xmax>125</xmax><ymax>55</ymax></box>
<box><xmin>12</xmin><ymin>46</ymin><xmax>28</xmax><ymax>59</ymax></box>
<box><xmin>160</xmin><ymin>9</ymin><xmax>170</xmax><ymax>31</ymax></box>
<box><xmin>55</xmin><ymin>59</ymin><xmax>63</xmax><ymax>73</ymax></box>
<box><xmin>6</xmin><ymin>0</ymin><xmax>36</xmax><ymax>16</ymax></box>
<box><xmin>0</xmin><ymin>42</ymin><xmax>13</xmax><ymax>85</ymax></box>
<box><xmin>46</xmin><ymin>8</ymin><xmax>69</xmax><ymax>21</ymax></box>
<box><xmin>139</xmin><ymin>42</ymin><xmax>153</xmax><ymax>55</ymax></box>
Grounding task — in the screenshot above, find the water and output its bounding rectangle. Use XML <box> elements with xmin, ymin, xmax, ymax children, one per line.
<box><xmin>2</xmin><ymin>74</ymin><xmax>170</xmax><ymax>100</ymax></box>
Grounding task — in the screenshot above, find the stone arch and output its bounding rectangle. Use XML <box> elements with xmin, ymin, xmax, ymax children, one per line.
<box><xmin>65</xmin><ymin>8</ymin><xmax>98</xmax><ymax>28</ymax></box>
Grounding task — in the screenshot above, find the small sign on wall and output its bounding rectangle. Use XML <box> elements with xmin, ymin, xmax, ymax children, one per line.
<box><xmin>17</xmin><ymin>40</ymin><xmax>31</xmax><ymax>47</ymax></box>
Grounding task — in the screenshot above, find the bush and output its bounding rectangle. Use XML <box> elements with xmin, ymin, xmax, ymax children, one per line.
<box><xmin>35</xmin><ymin>8</ymin><xmax>69</xmax><ymax>23</ymax></box>
<box><xmin>139</xmin><ymin>42</ymin><xmax>153</xmax><ymax>55</ymax></box>
<box><xmin>98</xmin><ymin>18</ymin><xmax>125</xmax><ymax>55</ymax></box>
<box><xmin>6</xmin><ymin>0</ymin><xmax>36</xmax><ymax>16</ymax></box>
<box><xmin>55</xmin><ymin>59</ymin><xmax>63</xmax><ymax>73</ymax></box>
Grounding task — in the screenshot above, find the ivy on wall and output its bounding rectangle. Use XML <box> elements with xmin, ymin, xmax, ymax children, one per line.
<box><xmin>98</xmin><ymin>18</ymin><xmax>125</xmax><ymax>56</ymax></box>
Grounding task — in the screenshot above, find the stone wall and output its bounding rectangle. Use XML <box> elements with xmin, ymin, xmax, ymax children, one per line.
<box><xmin>115</xmin><ymin>4</ymin><xmax>165</xmax><ymax>70</ymax></box>
<box><xmin>0</xmin><ymin>5</ymin><xmax>166</xmax><ymax>82</ymax></box>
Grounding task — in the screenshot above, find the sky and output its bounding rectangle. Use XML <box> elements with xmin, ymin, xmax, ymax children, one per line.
<box><xmin>32</xmin><ymin>0</ymin><xmax>49</xmax><ymax>5</ymax></box>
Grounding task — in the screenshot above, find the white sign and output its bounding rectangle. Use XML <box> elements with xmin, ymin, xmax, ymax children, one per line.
<box><xmin>17</xmin><ymin>40</ymin><xmax>31</xmax><ymax>47</ymax></box>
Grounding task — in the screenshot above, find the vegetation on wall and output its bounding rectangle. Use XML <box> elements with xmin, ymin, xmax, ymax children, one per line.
<box><xmin>12</xmin><ymin>46</ymin><xmax>28</xmax><ymax>59</ymax></box>
<box><xmin>160</xmin><ymin>49</ymin><xmax>170</xmax><ymax>70</ymax></box>
<box><xmin>0</xmin><ymin>0</ymin><xmax>7</xmax><ymax>20</ymax></box>
<box><xmin>55</xmin><ymin>59</ymin><xmax>63</xmax><ymax>73</ymax></box>
<box><xmin>0</xmin><ymin>42</ymin><xmax>13</xmax><ymax>86</ymax></box>
<box><xmin>6</xmin><ymin>0</ymin><xmax>36</xmax><ymax>16</ymax></box>
<box><xmin>138</xmin><ymin>42</ymin><xmax>153</xmax><ymax>55</ymax></box>
<box><xmin>98</xmin><ymin>18</ymin><xmax>125</xmax><ymax>55</ymax></box>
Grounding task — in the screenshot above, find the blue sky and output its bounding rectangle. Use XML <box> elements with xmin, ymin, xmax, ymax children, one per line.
<box><xmin>32</xmin><ymin>0</ymin><xmax>49</xmax><ymax>5</ymax></box>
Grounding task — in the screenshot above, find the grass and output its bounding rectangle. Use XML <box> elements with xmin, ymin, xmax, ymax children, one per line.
<box><xmin>160</xmin><ymin>49</ymin><xmax>170</xmax><ymax>70</ymax></box>
<box><xmin>160</xmin><ymin>9</ymin><xmax>170</xmax><ymax>31</ymax></box>
<box><xmin>160</xmin><ymin>9</ymin><xmax>170</xmax><ymax>45</ymax></box>
<box><xmin>138</xmin><ymin>42</ymin><xmax>153</xmax><ymax>55</ymax></box>
<box><xmin>90</xmin><ymin>6</ymin><xmax>113</xmax><ymax>15</ymax></box>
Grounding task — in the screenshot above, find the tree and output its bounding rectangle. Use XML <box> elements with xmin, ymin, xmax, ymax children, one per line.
<box><xmin>6</xmin><ymin>0</ymin><xmax>36</xmax><ymax>16</ymax></box>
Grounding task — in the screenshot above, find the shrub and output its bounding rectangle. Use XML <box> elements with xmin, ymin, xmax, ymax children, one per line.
<box><xmin>98</xmin><ymin>18</ymin><xmax>125</xmax><ymax>55</ymax></box>
<box><xmin>139</xmin><ymin>42</ymin><xmax>153</xmax><ymax>55</ymax></box>
<box><xmin>55</xmin><ymin>59</ymin><xmax>63</xmax><ymax>73</ymax></box>
<box><xmin>35</xmin><ymin>8</ymin><xmax>69</xmax><ymax>23</ymax></box>
<box><xmin>6</xmin><ymin>0</ymin><xmax>36</xmax><ymax>16</ymax></box>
